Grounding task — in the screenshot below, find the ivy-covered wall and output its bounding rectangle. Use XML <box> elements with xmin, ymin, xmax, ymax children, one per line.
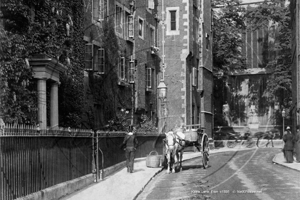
<box><xmin>81</xmin><ymin>0</ymin><xmax>134</xmax><ymax>130</ymax></box>
<box><xmin>0</xmin><ymin>0</ymin><xmax>85</xmax><ymax>127</ymax></box>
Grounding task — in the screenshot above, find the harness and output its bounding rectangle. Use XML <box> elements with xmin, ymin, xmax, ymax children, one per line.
<box><xmin>164</xmin><ymin>132</ymin><xmax>185</xmax><ymax>156</ymax></box>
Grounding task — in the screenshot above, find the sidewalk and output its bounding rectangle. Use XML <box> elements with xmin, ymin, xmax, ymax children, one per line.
<box><xmin>60</xmin><ymin>152</ymin><xmax>201</xmax><ymax>200</ymax></box>
<box><xmin>60</xmin><ymin>147</ymin><xmax>300</xmax><ymax>200</ymax></box>
<box><xmin>272</xmin><ymin>152</ymin><xmax>300</xmax><ymax>172</ymax></box>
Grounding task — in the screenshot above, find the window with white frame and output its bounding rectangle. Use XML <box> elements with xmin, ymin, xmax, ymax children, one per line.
<box><xmin>170</xmin><ymin>11</ymin><xmax>176</xmax><ymax>30</ymax></box>
<box><xmin>119</xmin><ymin>57</ymin><xmax>126</xmax><ymax>80</ymax></box>
<box><xmin>84</xmin><ymin>43</ymin><xmax>106</xmax><ymax>73</ymax></box>
<box><xmin>150</xmin><ymin>25</ymin><xmax>155</xmax><ymax>47</ymax></box>
<box><xmin>98</xmin><ymin>0</ymin><xmax>108</xmax><ymax>21</ymax></box>
<box><xmin>192</xmin><ymin>67</ymin><xmax>198</xmax><ymax>87</ymax></box>
<box><xmin>128</xmin><ymin>15</ymin><xmax>134</xmax><ymax>38</ymax></box>
<box><xmin>85</xmin><ymin>43</ymin><xmax>93</xmax><ymax>70</ymax></box>
<box><xmin>124</xmin><ymin>11</ymin><xmax>132</xmax><ymax>39</ymax></box>
<box><xmin>115</xmin><ymin>4</ymin><xmax>123</xmax><ymax>35</ymax></box>
<box><xmin>166</xmin><ymin>7</ymin><xmax>179</xmax><ymax>35</ymax></box>
<box><xmin>148</xmin><ymin>0</ymin><xmax>154</xmax><ymax>9</ymax></box>
<box><xmin>93</xmin><ymin>0</ymin><xmax>98</xmax><ymax>21</ymax></box>
<box><xmin>146</xmin><ymin>66</ymin><xmax>152</xmax><ymax>89</ymax></box>
<box><xmin>97</xmin><ymin>48</ymin><xmax>105</xmax><ymax>73</ymax></box>
<box><xmin>129</xmin><ymin>56</ymin><xmax>135</xmax><ymax>83</ymax></box>
<box><xmin>138</xmin><ymin>17</ymin><xmax>144</xmax><ymax>38</ymax></box>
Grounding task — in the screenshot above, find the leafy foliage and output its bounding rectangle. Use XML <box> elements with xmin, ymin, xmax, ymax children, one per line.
<box><xmin>136</xmin><ymin>114</ymin><xmax>157</xmax><ymax>133</ymax></box>
<box><xmin>213</xmin><ymin>0</ymin><xmax>292</xmax><ymax>125</ymax></box>
<box><xmin>0</xmin><ymin>0</ymin><xmax>85</xmax><ymax>127</ymax></box>
<box><xmin>212</xmin><ymin>0</ymin><xmax>247</xmax><ymax>126</ymax></box>
<box><xmin>81</xmin><ymin>18</ymin><xmax>135</xmax><ymax>130</ymax></box>
<box><xmin>0</xmin><ymin>13</ymin><xmax>37</xmax><ymax>124</ymax></box>
<box><xmin>246</xmin><ymin>0</ymin><xmax>292</xmax><ymax>108</ymax></box>
<box><xmin>212</xmin><ymin>0</ymin><xmax>247</xmax><ymax>75</ymax></box>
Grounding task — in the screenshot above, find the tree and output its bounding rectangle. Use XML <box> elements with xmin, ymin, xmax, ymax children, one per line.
<box><xmin>212</xmin><ymin>0</ymin><xmax>247</xmax><ymax>126</ymax></box>
<box><xmin>212</xmin><ymin>0</ymin><xmax>247</xmax><ymax>75</ymax></box>
<box><xmin>246</xmin><ymin>0</ymin><xmax>292</xmax><ymax>110</ymax></box>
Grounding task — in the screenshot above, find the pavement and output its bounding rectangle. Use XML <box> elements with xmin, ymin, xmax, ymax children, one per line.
<box><xmin>60</xmin><ymin>145</ymin><xmax>300</xmax><ymax>200</ymax></box>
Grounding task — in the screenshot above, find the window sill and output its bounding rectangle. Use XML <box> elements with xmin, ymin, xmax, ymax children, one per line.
<box><xmin>146</xmin><ymin>87</ymin><xmax>153</xmax><ymax>92</ymax></box>
<box><xmin>118</xmin><ymin>79</ymin><xmax>130</xmax><ymax>87</ymax></box>
<box><xmin>166</xmin><ymin>30</ymin><xmax>180</xmax><ymax>36</ymax></box>
<box><xmin>126</xmin><ymin>37</ymin><xmax>134</xmax><ymax>43</ymax></box>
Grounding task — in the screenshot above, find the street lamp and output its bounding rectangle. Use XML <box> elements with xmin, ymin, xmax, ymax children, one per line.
<box><xmin>282</xmin><ymin>109</ymin><xmax>286</xmax><ymax>138</ymax></box>
<box><xmin>129</xmin><ymin>58</ymin><xmax>135</xmax><ymax>125</ymax></box>
<box><xmin>157</xmin><ymin>80</ymin><xmax>167</xmax><ymax>102</ymax></box>
<box><xmin>157</xmin><ymin>80</ymin><xmax>167</xmax><ymax>134</ymax></box>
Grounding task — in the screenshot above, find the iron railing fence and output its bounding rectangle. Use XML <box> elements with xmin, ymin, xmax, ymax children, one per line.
<box><xmin>0</xmin><ymin>125</ymin><xmax>94</xmax><ymax>200</ymax></box>
<box><xmin>0</xmin><ymin>124</ymin><xmax>164</xmax><ymax>200</ymax></box>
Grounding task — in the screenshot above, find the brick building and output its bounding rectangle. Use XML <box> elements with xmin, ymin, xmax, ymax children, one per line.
<box><xmin>134</xmin><ymin>0</ymin><xmax>160</xmax><ymax>122</ymax></box>
<box><xmin>157</xmin><ymin>0</ymin><xmax>213</xmax><ymax>138</ymax></box>
<box><xmin>82</xmin><ymin>0</ymin><xmax>213</xmax><ymax>134</ymax></box>
<box><xmin>82</xmin><ymin>0</ymin><xmax>160</xmax><ymax>129</ymax></box>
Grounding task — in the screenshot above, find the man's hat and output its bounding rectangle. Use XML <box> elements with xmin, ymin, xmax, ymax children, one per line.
<box><xmin>286</xmin><ymin>126</ymin><xmax>290</xmax><ymax>130</ymax></box>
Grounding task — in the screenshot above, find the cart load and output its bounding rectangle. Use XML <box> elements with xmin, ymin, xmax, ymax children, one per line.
<box><xmin>184</xmin><ymin>129</ymin><xmax>198</xmax><ymax>142</ymax></box>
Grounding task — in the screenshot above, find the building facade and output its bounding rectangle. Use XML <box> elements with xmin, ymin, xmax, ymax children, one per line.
<box><xmin>82</xmin><ymin>0</ymin><xmax>160</xmax><ymax>130</ymax></box>
<box><xmin>291</xmin><ymin>0</ymin><xmax>300</xmax><ymax>132</ymax></box>
<box><xmin>134</xmin><ymin>0</ymin><xmax>160</xmax><ymax>123</ymax></box>
<box><xmin>157</xmin><ymin>0</ymin><xmax>213</xmax><ymax>138</ymax></box>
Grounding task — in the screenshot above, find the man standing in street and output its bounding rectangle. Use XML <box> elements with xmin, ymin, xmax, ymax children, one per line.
<box><xmin>283</xmin><ymin>126</ymin><xmax>294</xmax><ymax>163</ymax></box>
<box><xmin>122</xmin><ymin>125</ymin><xmax>138</xmax><ymax>173</ymax></box>
<box><xmin>294</xmin><ymin>127</ymin><xmax>300</xmax><ymax>162</ymax></box>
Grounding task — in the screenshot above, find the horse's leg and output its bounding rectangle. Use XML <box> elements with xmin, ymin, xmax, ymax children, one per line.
<box><xmin>172</xmin><ymin>151</ymin><xmax>177</xmax><ymax>173</ymax></box>
<box><xmin>179</xmin><ymin>150</ymin><xmax>183</xmax><ymax>171</ymax></box>
<box><xmin>166</xmin><ymin>152</ymin><xmax>171</xmax><ymax>174</ymax></box>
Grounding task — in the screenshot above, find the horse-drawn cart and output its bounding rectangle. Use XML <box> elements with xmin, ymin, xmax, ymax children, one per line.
<box><xmin>164</xmin><ymin>125</ymin><xmax>210</xmax><ymax>173</ymax></box>
<box><xmin>183</xmin><ymin>125</ymin><xmax>209</xmax><ymax>169</ymax></box>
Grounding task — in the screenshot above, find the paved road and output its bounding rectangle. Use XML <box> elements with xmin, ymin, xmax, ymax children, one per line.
<box><xmin>136</xmin><ymin>148</ymin><xmax>300</xmax><ymax>200</ymax></box>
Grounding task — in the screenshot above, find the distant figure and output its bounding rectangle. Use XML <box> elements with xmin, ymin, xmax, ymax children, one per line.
<box><xmin>294</xmin><ymin>128</ymin><xmax>300</xmax><ymax>162</ymax></box>
<box><xmin>121</xmin><ymin>125</ymin><xmax>138</xmax><ymax>173</ymax></box>
<box><xmin>223</xmin><ymin>102</ymin><xmax>231</xmax><ymax>126</ymax></box>
<box><xmin>265</xmin><ymin>131</ymin><xmax>275</xmax><ymax>148</ymax></box>
<box><xmin>283</xmin><ymin>126</ymin><xmax>294</xmax><ymax>163</ymax></box>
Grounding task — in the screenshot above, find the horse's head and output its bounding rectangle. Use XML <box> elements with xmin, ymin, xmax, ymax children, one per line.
<box><xmin>165</xmin><ymin>131</ymin><xmax>176</xmax><ymax>147</ymax></box>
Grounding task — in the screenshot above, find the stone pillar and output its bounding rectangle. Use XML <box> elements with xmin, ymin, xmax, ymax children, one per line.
<box><xmin>50</xmin><ymin>81</ymin><xmax>59</xmax><ymax>129</ymax></box>
<box><xmin>37</xmin><ymin>78</ymin><xmax>47</xmax><ymax>129</ymax></box>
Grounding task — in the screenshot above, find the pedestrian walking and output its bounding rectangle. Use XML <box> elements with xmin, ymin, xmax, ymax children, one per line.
<box><xmin>294</xmin><ymin>127</ymin><xmax>300</xmax><ymax>162</ymax></box>
<box><xmin>283</xmin><ymin>126</ymin><xmax>294</xmax><ymax>163</ymax></box>
<box><xmin>121</xmin><ymin>125</ymin><xmax>138</xmax><ymax>173</ymax></box>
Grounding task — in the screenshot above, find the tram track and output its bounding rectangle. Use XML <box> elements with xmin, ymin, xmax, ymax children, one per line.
<box><xmin>137</xmin><ymin>148</ymin><xmax>299</xmax><ymax>200</ymax></box>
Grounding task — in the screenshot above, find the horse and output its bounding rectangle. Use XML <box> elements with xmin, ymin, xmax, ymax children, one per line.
<box><xmin>164</xmin><ymin>129</ymin><xmax>186</xmax><ymax>173</ymax></box>
<box><xmin>256</xmin><ymin>131</ymin><xmax>275</xmax><ymax>147</ymax></box>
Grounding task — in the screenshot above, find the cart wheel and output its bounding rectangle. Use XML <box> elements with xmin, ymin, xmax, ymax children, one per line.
<box><xmin>202</xmin><ymin>134</ymin><xmax>209</xmax><ymax>169</ymax></box>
